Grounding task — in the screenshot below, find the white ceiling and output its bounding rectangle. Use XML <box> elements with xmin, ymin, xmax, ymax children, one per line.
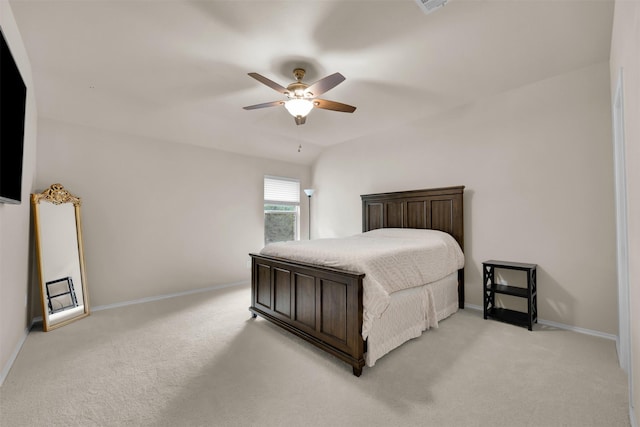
<box><xmin>9</xmin><ymin>0</ymin><xmax>614</xmax><ymax>165</ymax></box>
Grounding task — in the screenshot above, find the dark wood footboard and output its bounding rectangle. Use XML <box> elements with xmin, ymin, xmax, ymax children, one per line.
<box><xmin>249</xmin><ymin>253</ymin><xmax>366</xmax><ymax>376</ymax></box>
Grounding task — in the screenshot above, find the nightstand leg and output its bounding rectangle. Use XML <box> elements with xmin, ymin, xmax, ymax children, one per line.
<box><xmin>528</xmin><ymin>268</ymin><xmax>537</xmax><ymax>330</ymax></box>
<box><xmin>483</xmin><ymin>265</ymin><xmax>494</xmax><ymax>319</ymax></box>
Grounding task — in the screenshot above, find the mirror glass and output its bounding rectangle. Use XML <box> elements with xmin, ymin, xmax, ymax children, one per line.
<box><xmin>32</xmin><ymin>183</ymin><xmax>89</xmax><ymax>331</ymax></box>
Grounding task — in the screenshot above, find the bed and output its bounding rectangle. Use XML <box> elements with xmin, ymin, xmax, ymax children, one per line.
<box><xmin>249</xmin><ymin>186</ymin><xmax>465</xmax><ymax>376</ymax></box>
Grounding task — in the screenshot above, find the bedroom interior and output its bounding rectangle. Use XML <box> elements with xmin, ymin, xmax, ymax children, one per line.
<box><xmin>0</xmin><ymin>0</ymin><xmax>638</xmax><ymax>425</ymax></box>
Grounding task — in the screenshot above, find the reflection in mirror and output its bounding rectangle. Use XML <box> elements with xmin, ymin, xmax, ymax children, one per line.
<box><xmin>32</xmin><ymin>184</ymin><xmax>90</xmax><ymax>331</ymax></box>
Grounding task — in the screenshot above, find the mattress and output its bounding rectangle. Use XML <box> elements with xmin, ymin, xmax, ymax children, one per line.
<box><xmin>365</xmin><ymin>272</ymin><xmax>459</xmax><ymax>367</ymax></box>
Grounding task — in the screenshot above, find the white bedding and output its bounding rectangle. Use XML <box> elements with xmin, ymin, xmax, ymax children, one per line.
<box><xmin>365</xmin><ymin>272</ymin><xmax>459</xmax><ymax>366</ymax></box>
<box><xmin>259</xmin><ymin>228</ymin><xmax>464</xmax><ymax>340</ymax></box>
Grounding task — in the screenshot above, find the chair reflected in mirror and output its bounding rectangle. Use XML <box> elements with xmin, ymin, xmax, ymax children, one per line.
<box><xmin>45</xmin><ymin>277</ymin><xmax>78</xmax><ymax>314</ymax></box>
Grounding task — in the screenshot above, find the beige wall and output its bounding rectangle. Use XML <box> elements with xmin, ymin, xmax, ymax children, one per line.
<box><xmin>610</xmin><ymin>1</ymin><xmax>640</xmax><ymax>423</ymax></box>
<box><xmin>35</xmin><ymin>119</ymin><xmax>311</xmax><ymax>307</ymax></box>
<box><xmin>0</xmin><ymin>1</ymin><xmax>38</xmax><ymax>382</ymax></box>
<box><xmin>312</xmin><ymin>61</ymin><xmax>617</xmax><ymax>335</ymax></box>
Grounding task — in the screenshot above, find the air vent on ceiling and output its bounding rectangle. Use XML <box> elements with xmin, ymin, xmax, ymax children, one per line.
<box><xmin>414</xmin><ymin>0</ymin><xmax>448</xmax><ymax>15</ymax></box>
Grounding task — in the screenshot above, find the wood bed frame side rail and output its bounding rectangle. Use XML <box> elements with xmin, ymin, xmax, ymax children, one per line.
<box><xmin>249</xmin><ymin>254</ymin><xmax>366</xmax><ymax>376</ymax></box>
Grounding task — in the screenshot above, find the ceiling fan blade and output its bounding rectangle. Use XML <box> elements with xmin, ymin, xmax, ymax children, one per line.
<box><xmin>247</xmin><ymin>73</ymin><xmax>288</xmax><ymax>94</ymax></box>
<box><xmin>313</xmin><ymin>99</ymin><xmax>356</xmax><ymax>113</ymax></box>
<box><xmin>242</xmin><ymin>100</ymin><xmax>284</xmax><ymax>110</ymax></box>
<box><xmin>294</xmin><ymin>115</ymin><xmax>306</xmax><ymax>126</ymax></box>
<box><xmin>304</xmin><ymin>72</ymin><xmax>345</xmax><ymax>97</ymax></box>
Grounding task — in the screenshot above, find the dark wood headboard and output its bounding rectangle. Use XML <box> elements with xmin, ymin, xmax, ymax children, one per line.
<box><xmin>361</xmin><ymin>186</ymin><xmax>465</xmax><ymax>252</ymax></box>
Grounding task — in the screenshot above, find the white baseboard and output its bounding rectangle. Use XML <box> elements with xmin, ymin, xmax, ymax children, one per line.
<box><xmin>92</xmin><ymin>280</ymin><xmax>249</xmax><ymax>312</ymax></box>
<box><xmin>0</xmin><ymin>321</ymin><xmax>35</xmax><ymax>387</ymax></box>
<box><xmin>464</xmin><ymin>303</ymin><xmax>618</xmax><ymax>341</ymax></box>
<box><xmin>536</xmin><ymin>318</ymin><xmax>618</xmax><ymax>341</ymax></box>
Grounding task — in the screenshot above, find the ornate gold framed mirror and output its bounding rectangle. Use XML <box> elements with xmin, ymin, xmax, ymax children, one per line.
<box><xmin>32</xmin><ymin>184</ymin><xmax>90</xmax><ymax>331</ymax></box>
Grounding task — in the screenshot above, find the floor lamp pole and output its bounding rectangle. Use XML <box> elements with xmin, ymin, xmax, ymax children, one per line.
<box><xmin>304</xmin><ymin>189</ymin><xmax>315</xmax><ymax>239</ymax></box>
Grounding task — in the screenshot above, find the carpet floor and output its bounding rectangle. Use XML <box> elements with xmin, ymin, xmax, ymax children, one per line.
<box><xmin>0</xmin><ymin>284</ymin><xmax>630</xmax><ymax>426</ymax></box>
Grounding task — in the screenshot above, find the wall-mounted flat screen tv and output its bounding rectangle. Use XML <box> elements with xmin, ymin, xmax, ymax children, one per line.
<box><xmin>0</xmin><ymin>27</ymin><xmax>27</xmax><ymax>204</ymax></box>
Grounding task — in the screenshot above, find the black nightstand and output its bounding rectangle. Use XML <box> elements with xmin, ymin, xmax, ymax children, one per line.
<box><xmin>483</xmin><ymin>260</ymin><xmax>537</xmax><ymax>330</ymax></box>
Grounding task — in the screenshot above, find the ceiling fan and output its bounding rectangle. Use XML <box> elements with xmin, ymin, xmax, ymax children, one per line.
<box><xmin>243</xmin><ymin>68</ymin><xmax>356</xmax><ymax>125</ymax></box>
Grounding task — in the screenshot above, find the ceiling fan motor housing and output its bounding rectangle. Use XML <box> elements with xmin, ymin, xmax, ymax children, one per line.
<box><xmin>288</xmin><ymin>68</ymin><xmax>311</xmax><ymax>98</ymax></box>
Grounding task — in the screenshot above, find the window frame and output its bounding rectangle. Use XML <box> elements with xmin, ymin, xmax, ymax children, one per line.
<box><xmin>263</xmin><ymin>176</ymin><xmax>300</xmax><ymax>245</ymax></box>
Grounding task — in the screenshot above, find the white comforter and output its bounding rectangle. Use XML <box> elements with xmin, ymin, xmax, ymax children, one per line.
<box><xmin>259</xmin><ymin>228</ymin><xmax>464</xmax><ymax>339</ymax></box>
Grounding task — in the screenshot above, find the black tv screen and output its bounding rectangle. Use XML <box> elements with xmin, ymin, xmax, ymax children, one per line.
<box><xmin>0</xmin><ymin>27</ymin><xmax>27</xmax><ymax>204</ymax></box>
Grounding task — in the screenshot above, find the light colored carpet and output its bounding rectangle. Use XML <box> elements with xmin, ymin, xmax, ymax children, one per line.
<box><xmin>0</xmin><ymin>284</ymin><xmax>630</xmax><ymax>427</ymax></box>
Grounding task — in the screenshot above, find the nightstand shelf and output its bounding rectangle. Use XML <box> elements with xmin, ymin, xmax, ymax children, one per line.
<box><xmin>486</xmin><ymin>308</ymin><xmax>530</xmax><ymax>329</ymax></box>
<box><xmin>489</xmin><ymin>283</ymin><xmax>529</xmax><ymax>298</ymax></box>
<box><xmin>483</xmin><ymin>260</ymin><xmax>537</xmax><ymax>330</ymax></box>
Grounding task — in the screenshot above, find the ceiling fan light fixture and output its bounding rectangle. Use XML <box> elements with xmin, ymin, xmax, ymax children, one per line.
<box><xmin>284</xmin><ymin>98</ymin><xmax>314</xmax><ymax>117</ymax></box>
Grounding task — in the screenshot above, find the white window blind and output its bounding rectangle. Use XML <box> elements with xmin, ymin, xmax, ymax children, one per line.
<box><xmin>264</xmin><ymin>176</ymin><xmax>300</xmax><ymax>205</ymax></box>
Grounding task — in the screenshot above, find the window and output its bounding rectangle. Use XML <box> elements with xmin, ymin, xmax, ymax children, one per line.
<box><xmin>264</xmin><ymin>176</ymin><xmax>300</xmax><ymax>245</ymax></box>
